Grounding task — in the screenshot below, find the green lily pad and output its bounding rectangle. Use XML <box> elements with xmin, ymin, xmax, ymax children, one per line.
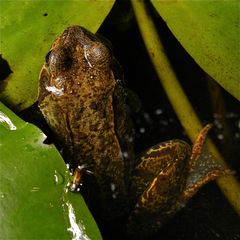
<box><xmin>0</xmin><ymin>0</ymin><xmax>115</xmax><ymax>111</ymax></box>
<box><xmin>151</xmin><ymin>0</ymin><xmax>240</xmax><ymax>100</ymax></box>
<box><xmin>0</xmin><ymin>102</ymin><xmax>102</xmax><ymax>239</ymax></box>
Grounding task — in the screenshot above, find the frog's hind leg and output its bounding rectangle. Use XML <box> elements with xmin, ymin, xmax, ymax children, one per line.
<box><xmin>127</xmin><ymin>140</ymin><xmax>191</xmax><ymax>237</ymax></box>
<box><xmin>180</xmin><ymin>124</ymin><xmax>232</xmax><ymax>203</ymax></box>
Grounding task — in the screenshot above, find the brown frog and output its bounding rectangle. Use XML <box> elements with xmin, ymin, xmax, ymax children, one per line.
<box><xmin>38</xmin><ymin>26</ymin><xmax>230</xmax><ymax>237</ymax></box>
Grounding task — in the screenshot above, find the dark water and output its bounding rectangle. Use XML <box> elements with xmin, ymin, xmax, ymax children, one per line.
<box><xmin>97</xmin><ymin>1</ymin><xmax>240</xmax><ymax>240</ymax></box>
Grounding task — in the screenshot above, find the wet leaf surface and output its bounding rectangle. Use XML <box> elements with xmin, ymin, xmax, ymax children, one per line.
<box><xmin>0</xmin><ymin>102</ymin><xmax>102</xmax><ymax>239</ymax></box>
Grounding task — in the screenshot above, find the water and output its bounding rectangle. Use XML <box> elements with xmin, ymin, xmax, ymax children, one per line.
<box><xmin>98</xmin><ymin>1</ymin><xmax>240</xmax><ymax>239</ymax></box>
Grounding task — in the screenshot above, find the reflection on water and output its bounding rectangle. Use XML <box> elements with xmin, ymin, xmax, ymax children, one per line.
<box><xmin>0</xmin><ymin>111</ymin><xmax>17</xmax><ymax>130</ymax></box>
<box><xmin>66</xmin><ymin>202</ymin><xmax>90</xmax><ymax>240</ymax></box>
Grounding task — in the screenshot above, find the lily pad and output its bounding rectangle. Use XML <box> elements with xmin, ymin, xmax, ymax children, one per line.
<box><xmin>0</xmin><ymin>0</ymin><xmax>115</xmax><ymax>110</ymax></box>
<box><xmin>151</xmin><ymin>0</ymin><xmax>240</xmax><ymax>100</ymax></box>
<box><xmin>0</xmin><ymin>102</ymin><xmax>102</xmax><ymax>239</ymax></box>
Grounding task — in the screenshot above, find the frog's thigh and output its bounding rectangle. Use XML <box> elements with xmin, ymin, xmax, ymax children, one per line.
<box><xmin>128</xmin><ymin>141</ymin><xmax>190</xmax><ymax>235</ymax></box>
<box><xmin>130</xmin><ymin>140</ymin><xmax>191</xmax><ymax>200</ymax></box>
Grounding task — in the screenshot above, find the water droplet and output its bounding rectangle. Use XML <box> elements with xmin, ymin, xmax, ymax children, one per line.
<box><xmin>65</xmin><ymin>202</ymin><xmax>90</xmax><ymax>240</ymax></box>
<box><xmin>54</xmin><ymin>170</ymin><xmax>64</xmax><ymax>185</ymax></box>
<box><xmin>41</xmin><ymin>152</ymin><xmax>47</xmax><ymax>159</ymax></box>
<box><xmin>217</xmin><ymin>134</ymin><xmax>224</xmax><ymax>140</ymax></box>
<box><xmin>65</xmin><ymin>187</ymin><xmax>69</xmax><ymax>193</ymax></box>
<box><xmin>1</xmin><ymin>194</ymin><xmax>6</xmax><ymax>199</ymax></box>
<box><xmin>66</xmin><ymin>164</ymin><xmax>70</xmax><ymax>169</ymax></box>
<box><xmin>0</xmin><ymin>111</ymin><xmax>17</xmax><ymax>130</ymax></box>
<box><xmin>30</xmin><ymin>186</ymin><xmax>40</xmax><ymax>192</ymax></box>
<box><xmin>24</xmin><ymin>144</ymin><xmax>34</xmax><ymax>151</ymax></box>
<box><xmin>110</xmin><ymin>183</ymin><xmax>116</xmax><ymax>191</ymax></box>
<box><xmin>155</xmin><ymin>108</ymin><xmax>163</xmax><ymax>115</ymax></box>
<box><xmin>235</xmin><ymin>132</ymin><xmax>240</xmax><ymax>139</ymax></box>
<box><xmin>123</xmin><ymin>151</ymin><xmax>129</xmax><ymax>158</ymax></box>
<box><xmin>139</xmin><ymin>127</ymin><xmax>145</xmax><ymax>134</ymax></box>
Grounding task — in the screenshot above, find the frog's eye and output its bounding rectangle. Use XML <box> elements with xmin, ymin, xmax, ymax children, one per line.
<box><xmin>84</xmin><ymin>42</ymin><xmax>111</xmax><ymax>67</ymax></box>
<box><xmin>45</xmin><ymin>50</ymin><xmax>52</xmax><ymax>65</ymax></box>
<box><xmin>48</xmin><ymin>48</ymin><xmax>73</xmax><ymax>72</ymax></box>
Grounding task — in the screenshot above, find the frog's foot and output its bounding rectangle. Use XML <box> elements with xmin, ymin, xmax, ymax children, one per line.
<box><xmin>179</xmin><ymin>124</ymin><xmax>233</xmax><ymax>204</ymax></box>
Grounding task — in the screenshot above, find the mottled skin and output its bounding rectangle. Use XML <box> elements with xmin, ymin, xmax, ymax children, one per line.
<box><xmin>38</xmin><ymin>26</ymin><xmax>134</xmax><ymax>217</ymax></box>
<box><xmin>38</xmin><ymin>26</ymin><xmax>230</xmax><ymax>237</ymax></box>
<box><xmin>127</xmin><ymin>125</ymin><xmax>231</xmax><ymax>236</ymax></box>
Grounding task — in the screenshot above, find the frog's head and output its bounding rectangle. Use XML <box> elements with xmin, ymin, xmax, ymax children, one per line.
<box><xmin>38</xmin><ymin>26</ymin><xmax>116</xmax><ymax>105</ymax></box>
<box><xmin>47</xmin><ymin>26</ymin><xmax>113</xmax><ymax>71</ymax></box>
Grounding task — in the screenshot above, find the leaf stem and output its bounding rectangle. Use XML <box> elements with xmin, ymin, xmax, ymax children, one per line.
<box><xmin>131</xmin><ymin>0</ymin><xmax>240</xmax><ymax>214</ymax></box>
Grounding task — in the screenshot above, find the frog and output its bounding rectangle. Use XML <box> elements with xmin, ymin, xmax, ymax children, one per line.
<box><xmin>38</xmin><ymin>26</ymin><xmax>231</xmax><ymax>238</ymax></box>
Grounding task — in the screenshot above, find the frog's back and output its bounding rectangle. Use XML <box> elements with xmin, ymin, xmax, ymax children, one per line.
<box><xmin>38</xmin><ymin>26</ymin><xmax>134</xmax><ymax>218</ymax></box>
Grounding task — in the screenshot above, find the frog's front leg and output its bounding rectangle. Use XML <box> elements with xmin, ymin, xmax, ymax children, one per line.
<box><xmin>127</xmin><ymin>124</ymin><xmax>231</xmax><ymax>237</ymax></box>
